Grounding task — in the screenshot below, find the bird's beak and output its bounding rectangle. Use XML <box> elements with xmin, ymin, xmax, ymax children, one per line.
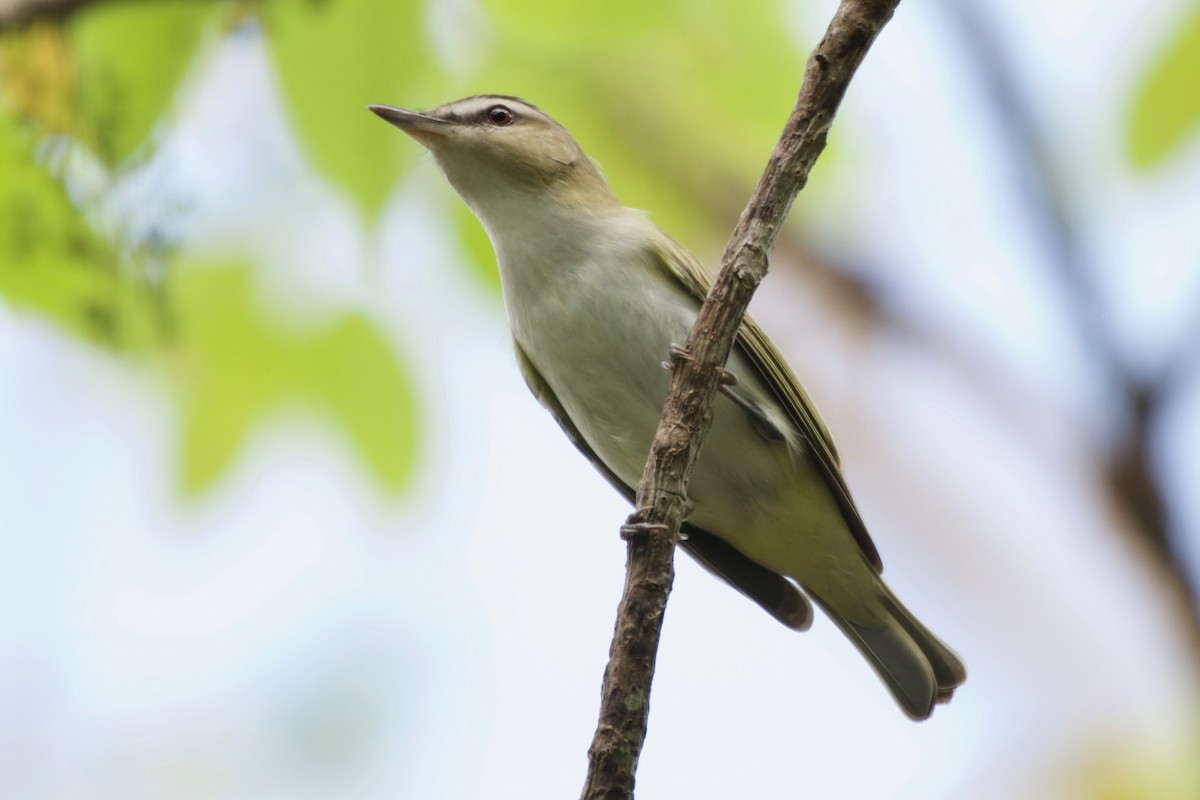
<box><xmin>368</xmin><ymin>104</ymin><xmax>453</xmax><ymax>139</ymax></box>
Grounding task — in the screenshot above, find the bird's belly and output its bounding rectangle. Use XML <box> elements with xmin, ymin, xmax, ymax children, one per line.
<box><xmin>527</xmin><ymin>295</ymin><xmax>689</xmax><ymax>487</ymax></box>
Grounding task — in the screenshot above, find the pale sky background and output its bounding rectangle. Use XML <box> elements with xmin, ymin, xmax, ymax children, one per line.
<box><xmin>2</xmin><ymin>0</ymin><xmax>1199</xmax><ymax>798</ymax></box>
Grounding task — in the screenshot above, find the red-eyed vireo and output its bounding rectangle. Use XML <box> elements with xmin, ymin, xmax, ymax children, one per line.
<box><xmin>370</xmin><ymin>95</ymin><xmax>966</xmax><ymax>720</ymax></box>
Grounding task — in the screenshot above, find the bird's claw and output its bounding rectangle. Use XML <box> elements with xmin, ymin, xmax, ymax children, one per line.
<box><xmin>620</xmin><ymin>521</ymin><xmax>676</xmax><ymax>542</ymax></box>
<box><xmin>668</xmin><ymin>343</ymin><xmax>692</xmax><ymax>362</ymax></box>
<box><xmin>662</xmin><ymin>343</ymin><xmax>693</xmax><ymax>372</ymax></box>
<box><xmin>662</xmin><ymin>344</ymin><xmax>738</xmax><ymax>386</ymax></box>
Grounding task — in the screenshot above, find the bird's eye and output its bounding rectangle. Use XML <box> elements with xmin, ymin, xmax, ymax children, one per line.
<box><xmin>485</xmin><ymin>105</ymin><xmax>514</xmax><ymax>126</ymax></box>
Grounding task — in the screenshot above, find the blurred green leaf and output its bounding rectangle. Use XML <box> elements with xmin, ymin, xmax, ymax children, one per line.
<box><xmin>0</xmin><ymin>21</ymin><xmax>75</xmax><ymax>134</ymax></box>
<box><xmin>265</xmin><ymin>0</ymin><xmax>440</xmax><ymax>220</ymax></box>
<box><xmin>1075</xmin><ymin>725</ymin><xmax>1200</xmax><ymax>800</ymax></box>
<box><xmin>0</xmin><ymin>113</ymin><xmax>158</xmax><ymax>348</ymax></box>
<box><xmin>319</xmin><ymin>314</ymin><xmax>421</xmax><ymax>492</ymax></box>
<box><xmin>173</xmin><ymin>264</ymin><xmax>421</xmax><ymax>495</ymax></box>
<box><xmin>478</xmin><ymin>0</ymin><xmax>675</xmax><ymax>43</ymax></box>
<box><xmin>1126</xmin><ymin>2</ymin><xmax>1200</xmax><ymax>169</ymax></box>
<box><xmin>69</xmin><ymin>0</ymin><xmax>215</xmax><ymax>165</ymax></box>
<box><xmin>655</xmin><ymin>3</ymin><xmax>804</xmax><ymax>179</ymax></box>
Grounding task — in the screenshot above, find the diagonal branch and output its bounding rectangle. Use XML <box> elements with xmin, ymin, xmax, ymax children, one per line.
<box><xmin>579</xmin><ymin>2</ymin><xmax>903</xmax><ymax>798</ymax></box>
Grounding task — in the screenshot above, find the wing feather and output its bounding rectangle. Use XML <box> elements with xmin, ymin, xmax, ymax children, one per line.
<box><xmin>513</xmin><ymin>340</ymin><xmax>813</xmax><ymax>629</ymax></box>
<box><xmin>649</xmin><ymin>236</ymin><xmax>883</xmax><ymax>573</ymax></box>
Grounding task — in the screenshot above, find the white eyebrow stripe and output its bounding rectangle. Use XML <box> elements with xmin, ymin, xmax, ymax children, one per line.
<box><xmin>438</xmin><ymin>95</ymin><xmax>547</xmax><ymax>123</ymax></box>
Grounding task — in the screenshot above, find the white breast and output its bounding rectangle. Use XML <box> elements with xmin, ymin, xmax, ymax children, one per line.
<box><xmin>499</xmin><ymin>211</ymin><xmax>698</xmax><ymax>485</ymax></box>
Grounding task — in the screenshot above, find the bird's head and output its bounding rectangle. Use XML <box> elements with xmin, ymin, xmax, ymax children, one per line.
<box><xmin>370</xmin><ymin>95</ymin><xmax>619</xmax><ymax>217</ymax></box>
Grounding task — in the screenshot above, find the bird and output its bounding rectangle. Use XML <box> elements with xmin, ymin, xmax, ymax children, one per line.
<box><xmin>370</xmin><ymin>94</ymin><xmax>966</xmax><ymax>719</ymax></box>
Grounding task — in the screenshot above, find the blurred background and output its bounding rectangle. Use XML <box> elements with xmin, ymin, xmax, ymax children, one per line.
<box><xmin>2</xmin><ymin>0</ymin><xmax>1199</xmax><ymax>797</ymax></box>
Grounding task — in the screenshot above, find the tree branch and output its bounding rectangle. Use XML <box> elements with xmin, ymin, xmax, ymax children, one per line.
<box><xmin>0</xmin><ymin>0</ymin><xmax>94</xmax><ymax>28</ymax></box>
<box><xmin>579</xmin><ymin>2</ymin><xmax>903</xmax><ymax>797</ymax></box>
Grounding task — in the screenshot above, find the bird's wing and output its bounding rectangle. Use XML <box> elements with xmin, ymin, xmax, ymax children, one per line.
<box><xmin>513</xmin><ymin>339</ymin><xmax>813</xmax><ymax>630</ymax></box>
<box><xmin>649</xmin><ymin>236</ymin><xmax>883</xmax><ymax>573</ymax></box>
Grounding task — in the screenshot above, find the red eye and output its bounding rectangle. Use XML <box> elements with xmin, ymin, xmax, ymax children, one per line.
<box><xmin>486</xmin><ymin>105</ymin><xmax>514</xmax><ymax>126</ymax></box>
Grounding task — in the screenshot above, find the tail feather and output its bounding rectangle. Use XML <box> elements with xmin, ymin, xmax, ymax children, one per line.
<box><xmin>883</xmin><ymin>589</ymin><xmax>967</xmax><ymax>703</ymax></box>
<box><xmin>811</xmin><ymin>585</ymin><xmax>966</xmax><ymax>721</ymax></box>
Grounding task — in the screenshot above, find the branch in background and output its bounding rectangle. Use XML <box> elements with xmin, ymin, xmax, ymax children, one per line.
<box><xmin>761</xmin><ymin>211</ymin><xmax>1039</xmax><ymax>435</ymax></box>
<box><xmin>0</xmin><ymin>0</ymin><xmax>92</xmax><ymax>28</ymax></box>
<box><xmin>579</xmin><ymin>2</ymin><xmax>903</xmax><ymax>797</ymax></box>
<box><xmin>941</xmin><ymin>0</ymin><xmax>1200</xmax><ymax>646</ymax></box>
<box><xmin>1157</xmin><ymin>284</ymin><xmax>1200</xmax><ymax>394</ymax></box>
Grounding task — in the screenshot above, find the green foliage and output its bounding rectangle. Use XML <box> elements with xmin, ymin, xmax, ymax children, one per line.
<box><xmin>477</xmin><ymin>0</ymin><xmax>676</xmax><ymax>42</ymax></box>
<box><xmin>0</xmin><ymin>21</ymin><xmax>75</xmax><ymax>135</ymax></box>
<box><xmin>1126</xmin><ymin>2</ymin><xmax>1200</xmax><ymax>169</ymax></box>
<box><xmin>265</xmin><ymin>0</ymin><xmax>441</xmax><ymax>219</ymax></box>
<box><xmin>68</xmin><ymin>0</ymin><xmax>216</xmax><ymax>165</ymax></box>
<box><xmin>172</xmin><ymin>264</ymin><xmax>421</xmax><ymax>495</ymax></box>
<box><xmin>2</xmin><ymin>0</ymin><xmax>431</xmax><ymax>496</ymax></box>
<box><xmin>0</xmin><ymin>114</ymin><xmax>158</xmax><ymax>348</ymax></box>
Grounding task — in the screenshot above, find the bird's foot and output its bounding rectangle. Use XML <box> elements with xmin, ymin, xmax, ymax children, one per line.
<box><xmin>661</xmin><ymin>344</ymin><xmax>738</xmax><ymax>386</ymax></box>
<box><xmin>620</xmin><ymin>520</ymin><xmax>677</xmax><ymax>543</ymax></box>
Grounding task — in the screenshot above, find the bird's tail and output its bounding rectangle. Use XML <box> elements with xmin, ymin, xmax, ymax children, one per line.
<box><xmin>813</xmin><ymin>583</ymin><xmax>966</xmax><ymax>720</ymax></box>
